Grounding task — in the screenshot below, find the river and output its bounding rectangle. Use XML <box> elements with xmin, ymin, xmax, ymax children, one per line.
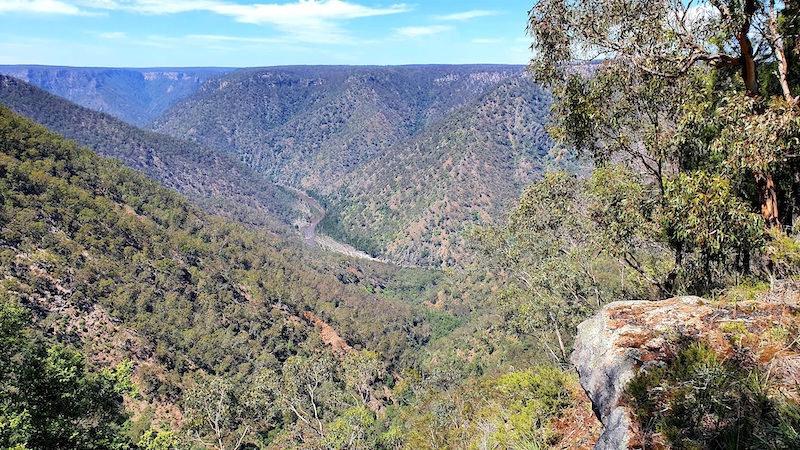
<box><xmin>281</xmin><ymin>185</ymin><xmax>326</xmax><ymax>247</ymax></box>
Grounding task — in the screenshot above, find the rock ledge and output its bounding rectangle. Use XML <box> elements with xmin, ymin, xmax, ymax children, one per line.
<box><xmin>572</xmin><ymin>296</ymin><xmax>800</xmax><ymax>449</ymax></box>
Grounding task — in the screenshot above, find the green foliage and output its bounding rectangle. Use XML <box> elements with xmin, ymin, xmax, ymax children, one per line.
<box><xmin>137</xmin><ymin>427</ymin><xmax>181</xmax><ymax>450</ymax></box>
<box><xmin>0</xmin><ymin>299</ymin><xmax>132</xmax><ymax>450</ymax></box>
<box><xmin>586</xmin><ymin>165</ymin><xmax>677</xmax><ymax>296</ymax></box>
<box><xmin>343</xmin><ymin>350</ymin><xmax>385</xmax><ymax>406</ymax></box>
<box><xmin>528</xmin><ymin>0</ymin><xmax>800</xmax><ymax>295</ymax></box>
<box><xmin>765</xmin><ymin>228</ymin><xmax>800</xmax><ymax>280</ymax></box>
<box><xmin>184</xmin><ymin>374</ymin><xmax>267</xmax><ymax>450</ymax></box>
<box><xmin>471</xmin><ymin>171</ymin><xmax>649</xmax><ymax>362</ymax></box>
<box><xmin>663</xmin><ymin>171</ymin><xmax>765</xmax><ymax>290</ymax></box>
<box><xmin>323</xmin><ymin>407</ymin><xmax>376</xmax><ymax>450</ymax></box>
<box><xmin>713</xmin><ymin>95</ymin><xmax>800</xmax><ymax>177</ymax></box>
<box><xmin>182</xmin><ymin>346</ymin><xmax>396</xmax><ymax>449</ymax></box>
<box><xmin>627</xmin><ymin>341</ymin><xmax>800</xmax><ymax>449</ymax></box>
<box><xmin>394</xmin><ymin>365</ymin><xmax>577</xmax><ymax>450</ymax></box>
<box><xmin>487</xmin><ymin>366</ymin><xmax>572</xmax><ymax>448</ymax></box>
<box><xmin>587</xmin><ymin>165</ymin><xmax>654</xmax><ymax>255</ymax></box>
<box><xmin>423</xmin><ymin>310</ymin><xmax>462</xmax><ymax>342</ymax></box>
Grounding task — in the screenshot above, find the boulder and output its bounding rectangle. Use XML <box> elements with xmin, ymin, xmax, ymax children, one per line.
<box><xmin>572</xmin><ymin>296</ymin><xmax>800</xmax><ymax>449</ymax></box>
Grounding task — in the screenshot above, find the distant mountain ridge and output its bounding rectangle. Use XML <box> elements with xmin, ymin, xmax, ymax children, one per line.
<box><xmin>0</xmin><ymin>65</ymin><xmax>232</xmax><ymax>126</ymax></box>
<box><xmin>151</xmin><ymin>64</ymin><xmax>529</xmax><ymax>191</ymax></box>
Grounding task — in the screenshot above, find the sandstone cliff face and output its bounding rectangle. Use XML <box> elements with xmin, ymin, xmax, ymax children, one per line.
<box><xmin>572</xmin><ymin>295</ymin><xmax>800</xmax><ymax>449</ymax></box>
<box><xmin>0</xmin><ymin>66</ymin><xmax>231</xmax><ymax>126</ymax></box>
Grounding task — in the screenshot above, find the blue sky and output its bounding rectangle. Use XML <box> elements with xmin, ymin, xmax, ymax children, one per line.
<box><xmin>0</xmin><ymin>0</ymin><xmax>535</xmax><ymax>67</ymax></box>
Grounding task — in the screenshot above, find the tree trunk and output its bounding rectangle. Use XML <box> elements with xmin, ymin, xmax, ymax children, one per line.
<box><xmin>738</xmin><ymin>0</ymin><xmax>760</xmax><ymax>96</ymax></box>
<box><xmin>758</xmin><ymin>171</ymin><xmax>782</xmax><ymax>229</ymax></box>
<box><xmin>769</xmin><ymin>0</ymin><xmax>796</xmax><ymax>104</ymax></box>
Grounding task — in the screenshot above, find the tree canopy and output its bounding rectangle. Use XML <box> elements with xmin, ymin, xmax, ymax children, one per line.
<box><xmin>0</xmin><ymin>299</ymin><xmax>134</xmax><ymax>450</ymax></box>
<box><xmin>527</xmin><ymin>0</ymin><xmax>800</xmax><ymax>293</ymax></box>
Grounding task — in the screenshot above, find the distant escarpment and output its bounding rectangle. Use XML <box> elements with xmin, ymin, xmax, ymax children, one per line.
<box><xmin>0</xmin><ymin>65</ymin><xmax>231</xmax><ymax>126</ymax></box>
<box><xmin>573</xmin><ymin>294</ymin><xmax>800</xmax><ymax>449</ymax></box>
<box><xmin>152</xmin><ymin>65</ymin><xmax>556</xmax><ymax>266</ymax></box>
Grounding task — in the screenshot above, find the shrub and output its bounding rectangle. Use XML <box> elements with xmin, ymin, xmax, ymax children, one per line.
<box><xmin>626</xmin><ymin>340</ymin><xmax>800</xmax><ymax>449</ymax></box>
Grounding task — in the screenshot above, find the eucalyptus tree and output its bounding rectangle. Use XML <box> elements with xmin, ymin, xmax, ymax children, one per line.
<box><xmin>0</xmin><ymin>300</ymin><xmax>134</xmax><ymax>449</ymax></box>
<box><xmin>528</xmin><ymin>0</ymin><xmax>800</xmax><ymax>290</ymax></box>
<box><xmin>471</xmin><ymin>171</ymin><xmax>651</xmax><ymax>361</ymax></box>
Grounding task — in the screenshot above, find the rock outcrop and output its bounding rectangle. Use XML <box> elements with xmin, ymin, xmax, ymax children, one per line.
<box><xmin>572</xmin><ymin>295</ymin><xmax>800</xmax><ymax>449</ymax></box>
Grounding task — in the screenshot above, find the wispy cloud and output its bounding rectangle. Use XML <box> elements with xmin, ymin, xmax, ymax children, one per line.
<box><xmin>212</xmin><ymin>0</ymin><xmax>411</xmax><ymax>23</ymax></box>
<box><xmin>0</xmin><ymin>0</ymin><xmax>87</xmax><ymax>15</ymax></box>
<box><xmin>437</xmin><ymin>10</ymin><xmax>498</xmax><ymax>21</ymax></box>
<box><xmin>395</xmin><ymin>25</ymin><xmax>451</xmax><ymax>38</ymax></box>
<box><xmin>185</xmin><ymin>34</ymin><xmax>283</xmax><ymax>44</ymax></box>
<box><xmin>4</xmin><ymin>0</ymin><xmax>413</xmax><ymax>44</ymax></box>
<box><xmin>211</xmin><ymin>0</ymin><xmax>411</xmax><ymax>43</ymax></box>
<box><xmin>472</xmin><ymin>38</ymin><xmax>503</xmax><ymax>44</ymax></box>
<box><xmin>96</xmin><ymin>0</ymin><xmax>410</xmax><ymax>44</ymax></box>
<box><xmin>141</xmin><ymin>33</ymin><xmax>299</xmax><ymax>50</ymax></box>
<box><xmin>95</xmin><ymin>31</ymin><xmax>127</xmax><ymax>39</ymax></box>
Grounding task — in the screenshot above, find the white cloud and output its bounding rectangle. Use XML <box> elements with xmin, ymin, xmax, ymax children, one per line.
<box><xmin>75</xmin><ymin>0</ymin><xmax>411</xmax><ymax>21</ymax></box>
<box><xmin>0</xmin><ymin>0</ymin><xmax>85</xmax><ymax>14</ymax></box>
<box><xmin>141</xmin><ymin>33</ymin><xmax>307</xmax><ymax>50</ymax></box>
<box><xmin>210</xmin><ymin>0</ymin><xmax>410</xmax><ymax>23</ymax></box>
<box><xmin>185</xmin><ymin>34</ymin><xmax>283</xmax><ymax>44</ymax></box>
<box><xmin>209</xmin><ymin>0</ymin><xmax>410</xmax><ymax>44</ymax></box>
<box><xmin>437</xmin><ymin>10</ymin><xmax>498</xmax><ymax>21</ymax></box>
<box><xmin>0</xmin><ymin>1</ymin><xmax>414</xmax><ymax>45</ymax></box>
<box><xmin>395</xmin><ymin>25</ymin><xmax>451</xmax><ymax>38</ymax></box>
<box><xmin>73</xmin><ymin>0</ymin><xmax>412</xmax><ymax>44</ymax></box>
<box><xmin>472</xmin><ymin>38</ymin><xmax>503</xmax><ymax>44</ymax></box>
<box><xmin>95</xmin><ymin>31</ymin><xmax>126</xmax><ymax>39</ymax></box>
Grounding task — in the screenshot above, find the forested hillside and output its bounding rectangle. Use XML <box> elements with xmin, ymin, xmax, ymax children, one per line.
<box><xmin>151</xmin><ymin>65</ymin><xmax>526</xmax><ymax>188</ymax></box>
<box><xmin>0</xmin><ymin>66</ymin><xmax>231</xmax><ymax>126</ymax></box>
<box><xmin>0</xmin><ymin>75</ymin><xmax>301</xmax><ymax>231</ymax></box>
<box><xmin>151</xmin><ymin>65</ymin><xmax>556</xmax><ymax>266</ymax></box>
<box><xmin>0</xmin><ymin>105</ymin><xmax>426</xmax><ymax>447</ymax></box>
<box><xmin>0</xmin><ymin>104</ymin><xmax>595</xmax><ymax>449</ymax></box>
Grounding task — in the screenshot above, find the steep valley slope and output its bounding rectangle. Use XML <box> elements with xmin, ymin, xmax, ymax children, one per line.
<box><xmin>151</xmin><ymin>65</ymin><xmax>555</xmax><ymax>266</ymax></box>
<box><xmin>0</xmin><ymin>75</ymin><xmax>301</xmax><ymax>232</ymax></box>
<box><xmin>330</xmin><ymin>74</ymin><xmax>554</xmax><ymax>266</ymax></box>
